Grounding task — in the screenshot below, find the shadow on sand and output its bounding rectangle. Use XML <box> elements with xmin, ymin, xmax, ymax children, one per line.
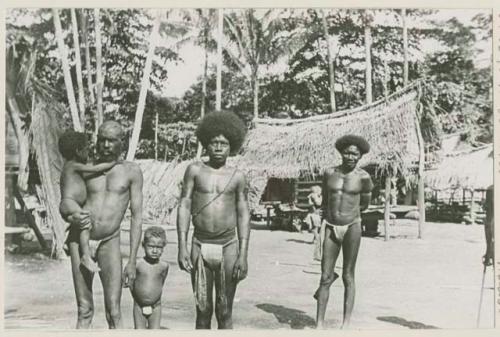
<box><xmin>286</xmin><ymin>238</ymin><xmax>313</xmax><ymax>244</ymax></box>
<box><xmin>377</xmin><ymin>316</ymin><xmax>439</xmax><ymax>329</ymax></box>
<box><xmin>256</xmin><ymin>303</ymin><xmax>316</xmax><ymax>329</ymax></box>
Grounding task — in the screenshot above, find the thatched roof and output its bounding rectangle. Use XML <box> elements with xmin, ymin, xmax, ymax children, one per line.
<box><xmin>236</xmin><ymin>83</ymin><xmax>421</xmax><ymax>180</ymax></box>
<box><xmin>425</xmin><ymin>144</ymin><xmax>493</xmax><ymax>191</ymax></box>
<box><xmin>139</xmin><ymin>84</ymin><xmax>423</xmax><ymax>215</ymax></box>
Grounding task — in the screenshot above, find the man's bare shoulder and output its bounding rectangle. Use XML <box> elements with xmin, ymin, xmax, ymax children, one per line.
<box><xmin>323</xmin><ymin>166</ymin><xmax>337</xmax><ymax>176</ymax></box>
<box><xmin>356</xmin><ymin>168</ymin><xmax>371</xmax><ymax>178</ymax></box>
<box><xmin>185</xmin><ymin>161</ymin><xmax>203</xmax><ymax>176</ymax></box>
<box><xmin>119</xmin><ymin>161</ymin><xmax>142</xmax><ymax>177</ymax></box>
<box><xmin>233</xmin><ymin>168</ymin><xmax>247</xmax><ymax>181</ymax></box>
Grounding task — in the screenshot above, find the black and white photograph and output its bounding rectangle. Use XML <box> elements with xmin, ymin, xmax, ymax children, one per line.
<box><xmin>3</xmin><ymin>4</ymin><xmax>497</xmax><ymax>330</ymax></box>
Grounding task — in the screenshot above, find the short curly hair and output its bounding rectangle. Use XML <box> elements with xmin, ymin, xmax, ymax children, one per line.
<box><xmin>335</xmin><ymin>134</ymin><xmax>370</xmax><ymax>155</ymax></box>
<box><xmin>196</xmin><ymin>110</ymin><xmax>247</xmax><ymax>155</ymax></box>
<box><xmin>58</xmin><ymin>130</ymin><xmax>87</xmax><ymax>160</ymax></box>
<box><xmin>143</xmin><ymin>226</ymin><xmax>167</xmax><ymax>246</ymax></box>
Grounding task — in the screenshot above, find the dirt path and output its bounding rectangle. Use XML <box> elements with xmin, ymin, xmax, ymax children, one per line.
<box><xmin>4</xmin><ymin>221</ymin><xmax>495</xmax><ymax>329</ymax></box>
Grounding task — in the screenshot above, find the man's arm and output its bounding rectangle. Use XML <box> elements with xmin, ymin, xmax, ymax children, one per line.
<box><xmin>233</xmin><ymin>171</ymin><xmax>250</xmax><ymax>280</ymax></box>
<box><xmin>123</xmin><ymin>163</ymin><xmax>143</xmax><ymax>288</ymax></box>
<box><xmin>72</xmin><ymin>161</ymin><xmax>117</xmax><ymax>173</ymax></box>
<box><xmin>177</xmin><ymin>163</ymin><xmax>197</xmax><ymax>272</ymax></box>
<box><xmin>321</xmin><ymin>169</ymin><xmax>330</xmax><ymax>217</ymax></box>
<box><xmin>360</xmin><ymin>172</ymin><xmax>373</xmax><ymax>211</ymax></box>
<box><xmin>484</xmin><ymin>185</ymin><xmax>494</xmax><ymax>265</ymax></box>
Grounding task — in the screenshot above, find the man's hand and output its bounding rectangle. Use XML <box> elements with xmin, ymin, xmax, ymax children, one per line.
<box><xmin>232</xmin><ymin>255</ymin><xmax>248</xmax><ymax>281</ymax></box>
<box><xmin>68</xmin><ymin>210</ymin><xmax>91</xmax><ymax>230</ymax></box>
<box><xmin>122</xmin><ymin>261</ymin><xmax>136</xmax><ymax>289</ymax></box>
<box><xmin>178</xmin><ymin>248</ymin><xmax>193</xmax><ymax>273</ymax></box>
<box><xmin>483</xmin><ymin>253</ymin><xmax>493</xmax><ymax>267</ymax></box>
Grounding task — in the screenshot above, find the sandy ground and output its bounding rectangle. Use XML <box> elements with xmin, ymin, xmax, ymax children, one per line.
<box><xmin>4</xmin><ymin>220</ymin><xmax>496</xmax><ymax>330</ymax></box>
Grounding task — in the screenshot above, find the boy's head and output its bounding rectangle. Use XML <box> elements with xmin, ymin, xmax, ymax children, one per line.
<box><xmin>58</xmin><ymin>130</ymin><xmax>89</xmax><ymax>162</ymax></box>
<box><xmin>310</xmin><ymin>185</ymin><xmax>321</xmax><ymax>195</ymax></box>
<box><xmin>196</xmin><ymin>110</ymin><xmax>247</xmax><ymax>157</ymax></box>
<box><xmin>142</xmin><ymin>226</ymin><xmax>167</xmax><ymax>260</ymax></box>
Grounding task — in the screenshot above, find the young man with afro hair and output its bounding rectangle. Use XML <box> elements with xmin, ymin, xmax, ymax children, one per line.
<box><xmin>177</xmin><ymin>110</ymin><xmax>250</xmax><ymax>329</ymax></box>
<box><xmin>314</xmin><ymin>134</ymin><xmax>373</xmax><ymax>329</ymax></box>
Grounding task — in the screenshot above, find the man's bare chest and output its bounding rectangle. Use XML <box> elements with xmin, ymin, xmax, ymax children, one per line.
<box><xmin>194</xmin><ymin>169</ymin><xmax>237</xmax><ymax>194</ymax></box>
<box><xmin>327</xmin><ymin>172</ymin><xmax>363</xmax><ymax>193</ymax></box>
<box><xmin>86</xmin><ymin>168</ymin><xmax>130</xmax><ymax>194</ymax></box>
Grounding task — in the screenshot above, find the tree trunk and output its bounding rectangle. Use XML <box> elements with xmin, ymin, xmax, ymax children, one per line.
<box><xmin>402</xmin><ymin>8</ymin><xmax>409</xmax><ymax>86</ymax></box>
<box><xmin>71</xmin><ymin>9</ymin><xmax>86</xmax><ymax>126</ymax></box>
<box><xmin>321</xmin><ymin>10</ymin><xmax>336</xmax><ymax>112</ymax></box>
<box><xmin>154</xmin><ymin>110</ymin><xmax>159</xmax><ymax>161</ymax></box>
<box><xmin>216</xmin><ymin>8</ymin><xmax>223</xmax><ymax>111</ymax></box>
<box><xmin>253</xmin><ymin>71</ymin><xmax>259</xmax><ymax>119</ymax></box>
<box><xmin>52</xmin><ymin>9</ymin><xmax>83</xmax><ymax>131</ymax></box>
<box><xmin>196</xmin><ymin>21</ymin><xmax>209</xmax><ymax>159</ymax></box>
<box><xmin>6</xmin><ymin>92</ymin><xmax>30</xmax><ymax>191</ymax></box>
<box><xmin>126</xmin><ymin>13</ymin><xmax>161</xmax><ymax>161</ymax></box>
<box><xmin>94</xmin><ymin>8</ymin><xmax>104</xmax><ymax>128</ymax></box>
<box><xmin>364</xmin><ymin>13</ymin><xmax>373</xmax><ymax>104</ymax></box>
<box><xmin>82</xmin><ymin>10</ymin><xmax>95</xmax><ymax>106</ymax></box>
<box><xmin>383</xmin><ymin>57</ymin><xmax>389</xmax><ymax>98</ymax></box>
<box><xmin>384</xmin><ymin>174</ymin><xmax>391</xmax><ymax>241</ymax></box>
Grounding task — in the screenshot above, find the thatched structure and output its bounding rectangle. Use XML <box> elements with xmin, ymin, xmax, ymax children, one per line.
<box><xmin>139</xmin><ymin>83</ymin><xmax>425</xmax><ymax>222</ymax></box>
<box><xmin>425</xmin><ymin>144</ymin><xmax>493</xmax><ymax>191</ymax></box>
<box><xmin>31</xmin><ymin>99</ymin><xmax>67</xmax><ymax>258</ymax></box>
<box><xmin>237</xmin><ymin>83</ymin><xmax>421</xmax><ymax>181</ymax></box>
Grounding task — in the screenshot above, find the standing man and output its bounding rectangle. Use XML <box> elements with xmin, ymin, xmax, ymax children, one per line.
<box><xmin>314</xmin><ymin>135</ymin><xmax>373</xmax><ymax>329</ymax></box>
<box><xmin>61</xmin><ymin>121</ymin><xmax>143</xmax><ymax>329</ymax></box>
<box><xmin>177</xmin><ymin>111</ymin><xmax>250</xmax><ymax>329</ymax></box>
<box><xmin>483</xmin><ymin>184</ymin><xmax>494</xmax><ymax>266</ymax></box>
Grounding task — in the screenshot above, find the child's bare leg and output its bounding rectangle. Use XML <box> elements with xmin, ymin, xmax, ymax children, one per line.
<box><xmin>147</xmin><ymin>303</ymin><xmax>162</xmax><ymax>329</ymax></box>
<box><xmin>80</xmin><ymin>229</ymin><xmax>100</xmax><ymax>273</ymax></box>
<box><xmin>61</xmin><ymin>198</ymin><xmax>99</xmax><ymax>272</ymax></box>
<box><xmin>133</xmin><ymin>301</ymin><xmax>147</xmax><ymax>329</ymax></box>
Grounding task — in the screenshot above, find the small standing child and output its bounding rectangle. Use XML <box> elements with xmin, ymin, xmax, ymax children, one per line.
<box><xmin>59</xmin><ymin>130</ymin><xmax>117</xmax><ymax>273</ymax></box>
<box><xmin>131</xmin><ymin>226</ymin><xmax>169</xmax><ymax>329</ymax></box>
<box><xmin>304</xmin><ymin>185</ymin><xmax>323</xmax><ymax>260</ymax></box>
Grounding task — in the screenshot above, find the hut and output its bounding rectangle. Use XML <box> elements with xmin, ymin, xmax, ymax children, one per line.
<box><xmin>425</xmin><ymin>143</ymin><xmax>493</xmax><ymax>223</ymax></box>
<box><xmin>235</xmin><ymin>82</ymin><xmax>426</xmax><ymax>237</ymax></box>
<box><xmin>143</xmin><ymin>83</ymin><xmax>427</xmax><ymax>238</ymax></box>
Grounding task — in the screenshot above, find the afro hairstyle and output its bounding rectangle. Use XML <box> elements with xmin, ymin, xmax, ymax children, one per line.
<box><xmin>58</xmin><ymin>130</ymin><xmax>88</xmax><ymax>160</ymax></box>
<box><xmin>196</xmin><ymin>110</ymin><xmax>247</xmax><ymax>155</ymax></box>
<box><xmin>143</xmin><ymin>226</ymin><xmax>167</xmax><ymax>245</ymax></box>
<box><xmin>335</xmin><ymin>134</ymin><xmax>370</xmax><ymax>155</ymax></box>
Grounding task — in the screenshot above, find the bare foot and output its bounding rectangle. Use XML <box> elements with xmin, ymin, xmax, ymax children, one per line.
<box><xmin>313</xmin><ymin>272</ymin><xmax>339</xmax><ymax>300</ymax></box>
<box><xmin>316</xmin><ymin>321</ymin><xmax>326</xmax><ymax>329</ymax></box>
<box><xmin>81</xmin><ymin>254</ymin><xmax>100</xmax><ymax>273</ymax></box>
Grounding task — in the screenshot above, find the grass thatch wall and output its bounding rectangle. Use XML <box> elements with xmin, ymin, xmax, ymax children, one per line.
<box><xmin>237</xmin><ymin>84</ymin><xmax>421</xmax><ymax>180</ymax></box>
<box><xmin>425</xmin><ymin>144</ymin><xmax>493</xmax><ymax>191</ymax></box>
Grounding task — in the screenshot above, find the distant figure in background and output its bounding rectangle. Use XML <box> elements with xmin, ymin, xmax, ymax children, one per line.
<box><xmin>304</xmin><ymin>185</ymin><xmax>323</xmax><ymax>260</ymax></box>
<box><xmin>483</xmin><ymin>185</ymin><xmax>494</xmax><ymax>266</ymax></box>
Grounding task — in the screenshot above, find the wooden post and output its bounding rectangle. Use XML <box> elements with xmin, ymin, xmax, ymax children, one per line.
<box><xmin>384</xmin><ymin>174</ymin><xmax>391</xmax><ymax>241</ymax></box>
<box><xmin>414</xmin><ymin>94</ymin><xmax>426</xmax><ymax>238</ymax></box>
<box><xmin>402</xmin><ymin>8</ymin><xmax>409</xmax><ymax>86</ymax></box>
<box><xmin>154</xmin><ymin>110</ymin><xmax>158</xmax><ymax>160</ymax></box>
<box><xmin>469</xmin><ymin>189</ymin><xmax>475</xmax><ymax>225</ymax></box>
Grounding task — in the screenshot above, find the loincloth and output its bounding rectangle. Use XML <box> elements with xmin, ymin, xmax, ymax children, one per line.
<box><xmin>138</xmin><ymin>300</ymin><xmax>161</xmax><ymax>316</ymax></box>
<box><xmin>323</xmin><ymin>218</ymin><xmax>361</xmax><ymax>243</ymax></box>
<box><xmin>64</xmin><ymin>226</ymin><xmax>120</xmax><ymax>259</ymax></box>
<box><xmin>191</xmin><ymin>234</ymin><xmax>238</xmax><ymax>315</ymax></box>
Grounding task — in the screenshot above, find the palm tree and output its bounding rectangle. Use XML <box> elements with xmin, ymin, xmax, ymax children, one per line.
<box><xmin>94</xmin><ymin>8</ymin><xmax>104</xmax><ymax>128</ymax></box>
<box><xmin>321</xmin><ymin>9</ymin><xmax>337</xmax><ymax>112</ymax></box>
<box><xmin>71</xmin><ymin>9</ymin><xmax>86</xmax><ymax>124</ymax></box>
<box><xmin>363</xmin><ymin>10</ymin><xmax>374</xmax><ymax>104</ymax></box>
<box><xmin>52</xmin><ymin>9</ymin><xmax>83</xmax><ymax>131</ymax></box>
<box><xmin>223</xmin><ymin>9</ymin><xmax>304</xmax><ymax>119</ymax></box>
<box><xmin>126</xmin><ymin>12</ymin><xmax>162</xmax><ymax>161</ymax></box>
